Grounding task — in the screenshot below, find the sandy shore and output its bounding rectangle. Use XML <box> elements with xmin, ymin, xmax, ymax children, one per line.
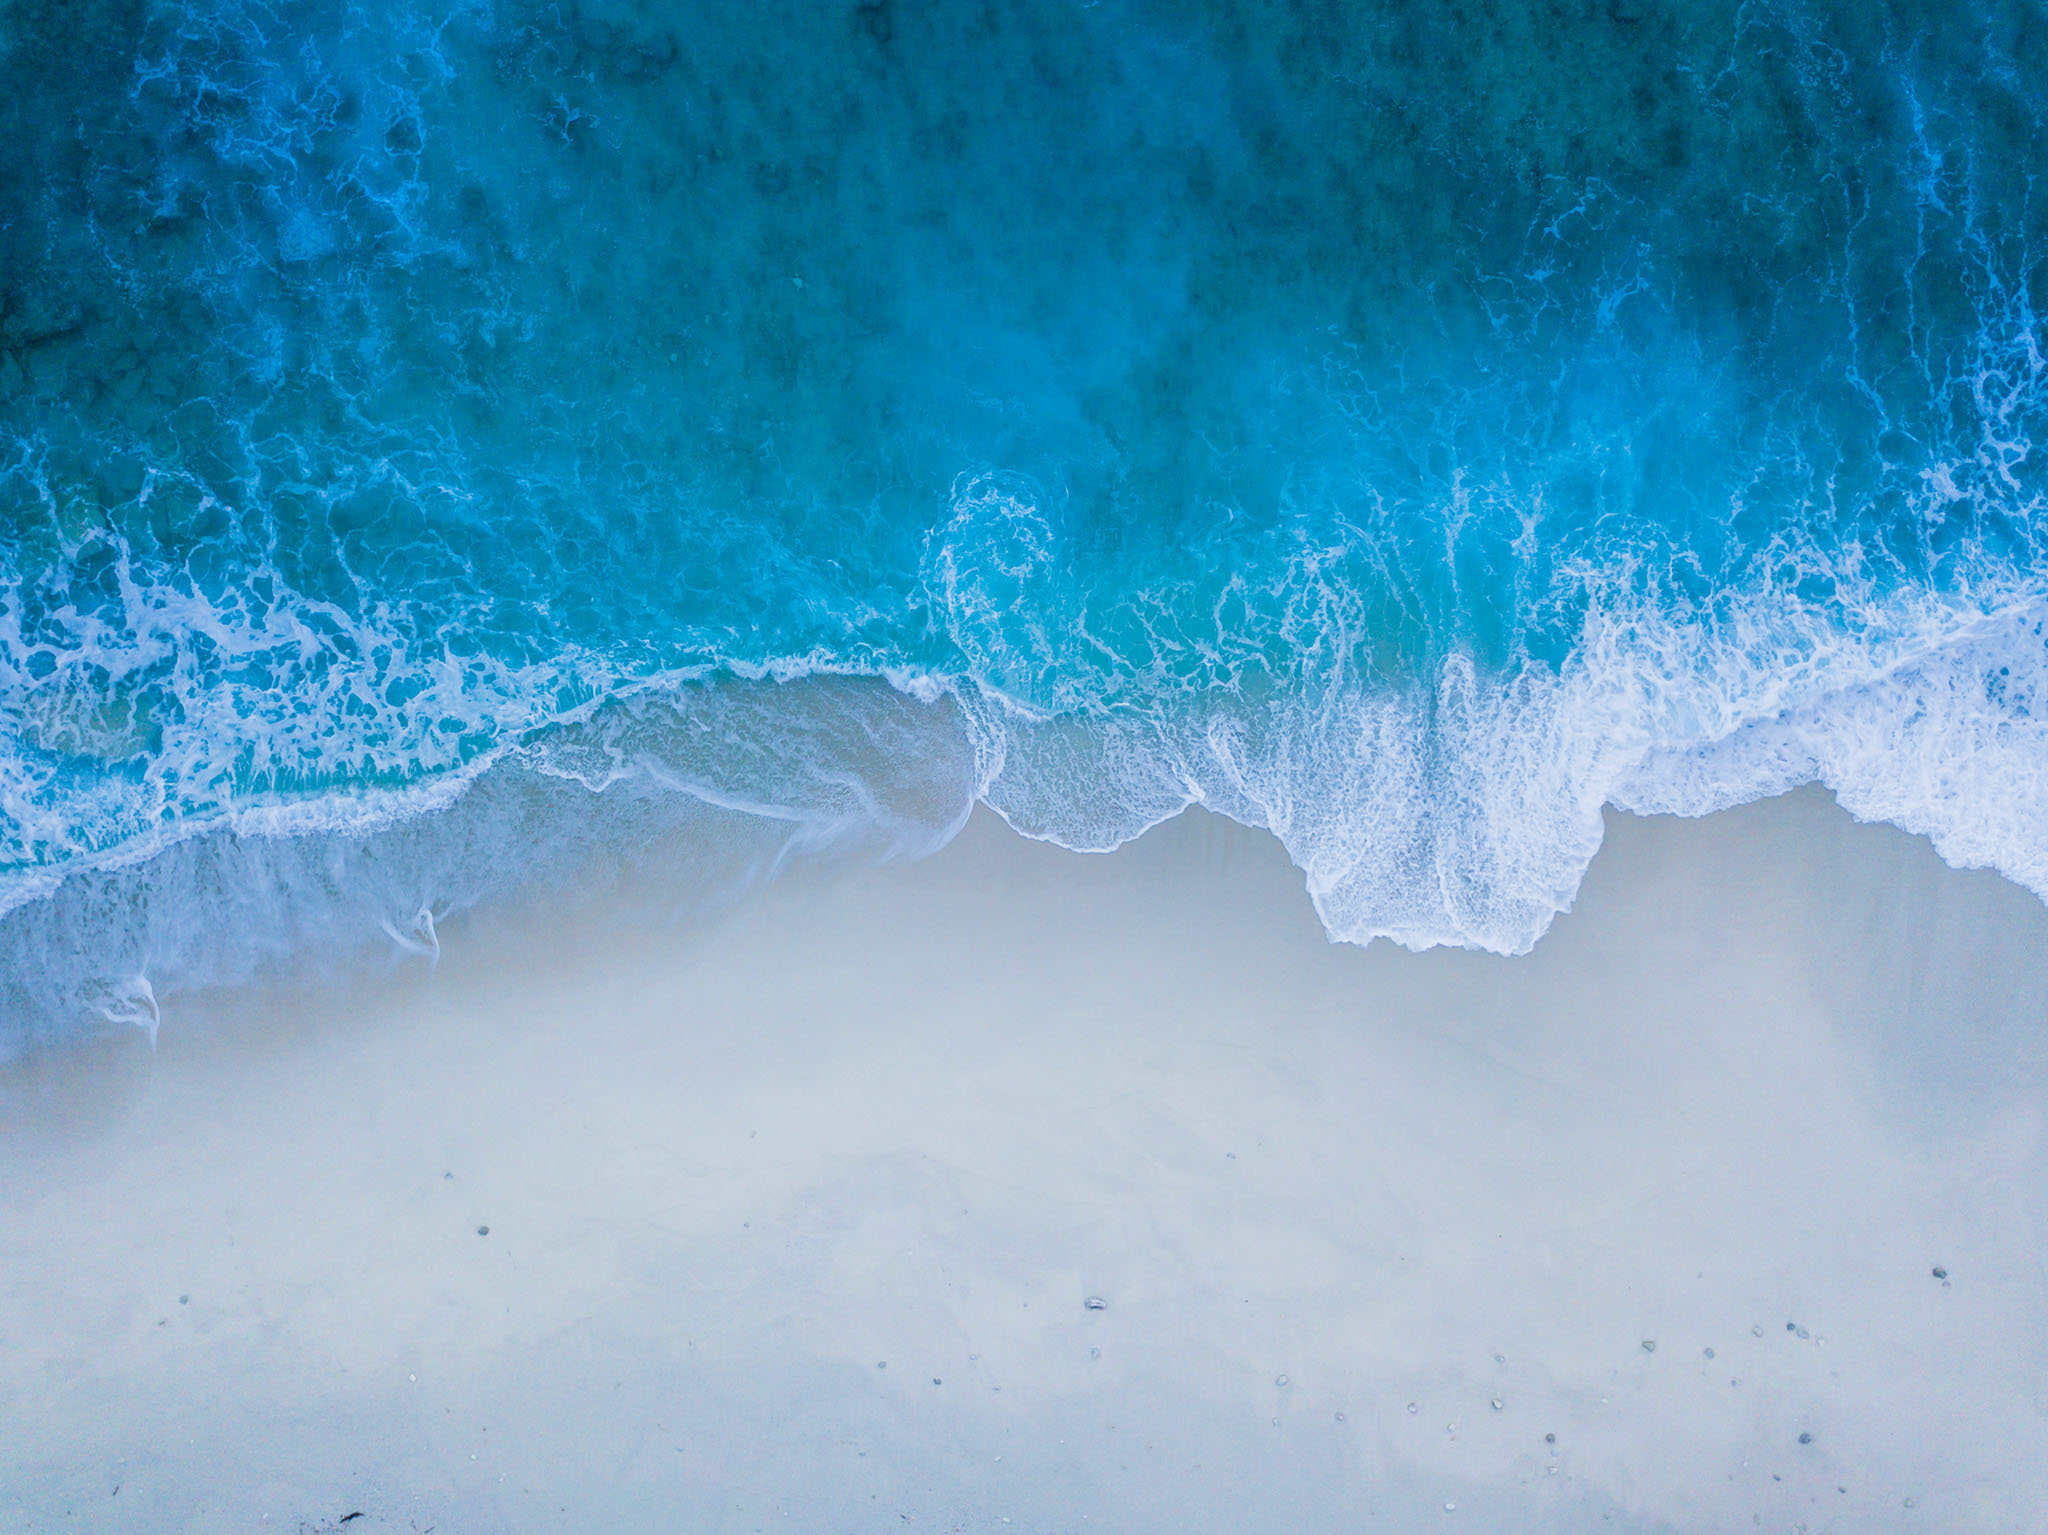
<box><xmin>3</xmin><ymin>788</ymin><xmax>2046</xmax><ymax>1533</ymax></box>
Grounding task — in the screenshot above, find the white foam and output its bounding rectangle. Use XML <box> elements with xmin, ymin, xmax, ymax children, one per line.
<box><xmin>965</xmin><ymin>584</ymin><xmax>2048</xmax><ymax>954</ymax></box>
<box><xmin>7</xmin><ymin>457</ymin><xmax>2048</xmax><ymax>1046</ymax></box>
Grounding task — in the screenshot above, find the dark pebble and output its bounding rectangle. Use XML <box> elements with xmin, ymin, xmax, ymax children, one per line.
<box><xmin>1931</xmin><ymin>1266</ymin><xmax>1948</xmax><ymax>1280</ymax></box>
<box><xmin>1799</xmin><ymin>1432</ymin><xmax>1813</xmax><ymax>1445</ymax></box>
<box><xmin>178</xmin><ymin>1295</ymin><xmax>188</xmax><ymax>1305</ymax></box>
<box><xmin>476</xmin><ymin>1225</ymin><xmax>489</xmax><ymax>1236</ymax></box>
<box><xmin>1544</xmin><ymin>1433</ymin><xmax>1556</xmax><ymax>1444</ymax></box>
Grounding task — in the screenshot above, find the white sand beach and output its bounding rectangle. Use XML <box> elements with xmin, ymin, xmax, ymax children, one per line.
<box><xmin>3</xmin><ymin>788</ymin><xmax>2046</xmax><ymax>1533</ymax></box>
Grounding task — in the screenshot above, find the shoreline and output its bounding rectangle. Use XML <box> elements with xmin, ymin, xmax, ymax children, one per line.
<box><xmin>4</xmin><ymin>787</ymin><xmax>2046</xmax><ymax>1532</ymax></box>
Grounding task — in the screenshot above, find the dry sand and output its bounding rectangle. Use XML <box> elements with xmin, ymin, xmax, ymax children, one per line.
<box><xmin>3</xmin><ymin>786</ymin><xmax>2046</xmax><ymax>1533</ymax></box>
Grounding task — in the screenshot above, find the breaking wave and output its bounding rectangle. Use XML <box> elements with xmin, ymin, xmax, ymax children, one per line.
<box><xmin>4</xmin><ymin>0</ymin><xmax>2046</xmax><ymax>1049</ymax></box>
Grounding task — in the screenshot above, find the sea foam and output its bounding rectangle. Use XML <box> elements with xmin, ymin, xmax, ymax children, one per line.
<box><xmin>5</xmin><ymin>0</ymin><xmax>2048</xmax><ymax>1045</ymax></box>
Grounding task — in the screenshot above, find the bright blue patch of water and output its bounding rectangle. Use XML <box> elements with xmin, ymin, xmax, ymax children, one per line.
<box><xmin>4</xmin><ymin>0</ymin><xmax>2046</xmax><ymax>1042</ymax></box>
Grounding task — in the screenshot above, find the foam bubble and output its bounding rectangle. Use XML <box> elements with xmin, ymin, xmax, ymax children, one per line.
<box><xmin>6</xmin><ymin>0</ymin><xmax>2048</xmax><ymax>1041</ymax></box>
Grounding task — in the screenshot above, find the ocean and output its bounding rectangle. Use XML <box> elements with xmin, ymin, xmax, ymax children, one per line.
<box><xmin>3</xmin><ymin>0</ymin><xmax>2044</xmax><ymax>1049</ymax></box>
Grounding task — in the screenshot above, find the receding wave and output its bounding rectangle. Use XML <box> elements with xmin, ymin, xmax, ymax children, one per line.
<box><xmin>4</xmin><ymin>0</ymin><xmax>2046</xmax><ymax>1050</ymax></box>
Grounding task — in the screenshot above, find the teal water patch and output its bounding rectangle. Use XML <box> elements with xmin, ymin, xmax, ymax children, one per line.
<box><xmin>3</xmin><ymin>0</ymin><xmax>2046</xmax><ymax>1040</ymax></box>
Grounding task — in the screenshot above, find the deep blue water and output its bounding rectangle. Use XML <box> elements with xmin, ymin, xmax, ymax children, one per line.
<box><xmin>3</xmin><ymin>0</ymin><xmax>2046</xmax><ymax>1046</ymax></box>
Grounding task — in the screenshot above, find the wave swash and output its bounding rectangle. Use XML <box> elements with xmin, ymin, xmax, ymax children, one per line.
<box><xmin>4</xmin><ymin>0</ymin><xmax>2046</xmax><ymax>1049</ymax></box>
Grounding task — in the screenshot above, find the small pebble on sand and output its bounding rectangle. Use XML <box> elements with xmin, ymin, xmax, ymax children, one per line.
<box><xmin>476</xmin><ymin>1225</ymin><xmax>489</xmax><ymax>1236</ymax></box>
<box><xmin>1641</xmin><ymin>1339</ymin><xmax>1656</xmax><ymax>1352</ymax></box>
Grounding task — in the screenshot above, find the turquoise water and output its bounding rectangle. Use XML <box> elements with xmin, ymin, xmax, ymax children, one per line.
<box><xmin>3</xmin><ymin>0</ymin><xmax>2046</xmax><ymax>1044</ymax></box>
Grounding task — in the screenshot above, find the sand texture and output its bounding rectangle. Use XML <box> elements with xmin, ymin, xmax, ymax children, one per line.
<box><xmin>3</xmin><ymin>788</ymin><xmax>2046</xmax><ymax>1533</ymax></box>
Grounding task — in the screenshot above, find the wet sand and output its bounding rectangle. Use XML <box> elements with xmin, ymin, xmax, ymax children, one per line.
<box><xmin>3</xmin><ymin>787</ymin><xmax>2046</xmax><ymax>1533</ymax></box>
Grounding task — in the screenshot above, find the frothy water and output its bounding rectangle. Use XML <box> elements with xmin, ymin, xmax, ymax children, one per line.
<box><xmin>3</xmin><ymin>0</ymin><xmax>2045</xmax><ymax>1048</ymax></box>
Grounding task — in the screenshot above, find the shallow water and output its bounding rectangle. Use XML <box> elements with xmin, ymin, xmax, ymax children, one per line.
<box><xmin>4</xmin><ymin>0</ymin><xmax>2046</xmax><ymax>1043</ymax></box>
